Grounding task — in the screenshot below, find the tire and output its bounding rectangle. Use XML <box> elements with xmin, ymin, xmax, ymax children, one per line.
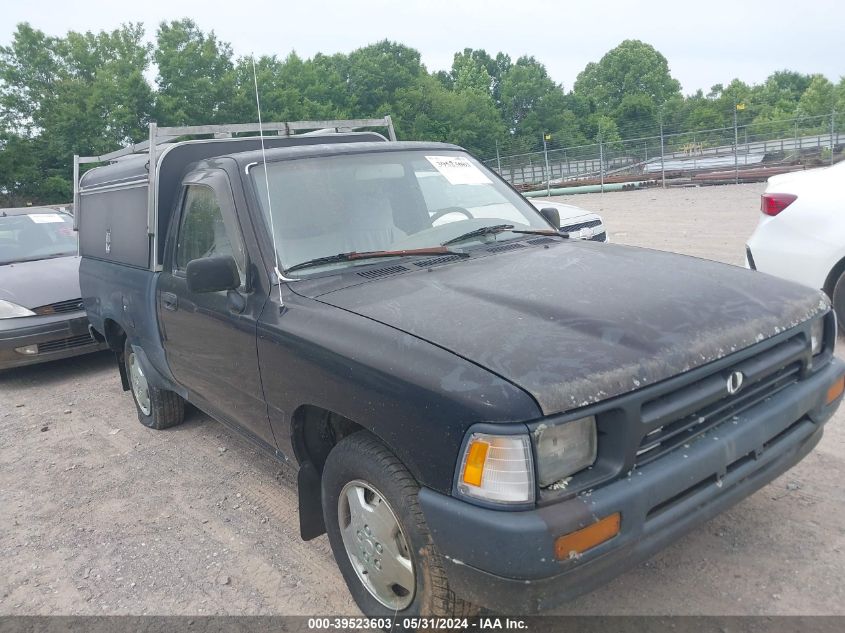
<box><xmin>834</xmin><ymin>273</ymin><xmax>845</xmax><ymax>337</ymax></box>
<box><xmin>322</xmin><ymin>431</ymin><xmax>479</xmax><ymax>618</ymax></box>
<box><xmin>122</xmin><ymin>338</ymin><xmax>184</xmax><ymax>430</ymax></box>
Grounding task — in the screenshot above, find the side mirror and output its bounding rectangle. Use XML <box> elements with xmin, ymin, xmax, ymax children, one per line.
<box><xmin>186</xmin><ymin>255</ymin><xmax>240</xmax><ymax>293</ymax></box>
<box><xmin>539</xmin><ymin>207</ymin><xmax>561</xmax><ymax>230</ymax></box>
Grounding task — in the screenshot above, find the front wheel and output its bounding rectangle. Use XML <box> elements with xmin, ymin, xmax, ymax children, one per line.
<box><xmin>833</xmin><ymin>272</ymin><xmax>845</xmax><ymax>336</ymax></box>
<box><xmin>123</xmin><ymin>338</ymin><xmax>184</xmax><ymax>430</ymax></box>
<box><xmin>321</xmin><ymin>431</ymin><xmax>478</xmax><ymax>617</ymax></box>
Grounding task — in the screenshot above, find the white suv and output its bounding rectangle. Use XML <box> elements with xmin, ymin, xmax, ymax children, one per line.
<box><xmin>746</xmin><ymin>161</ymin><xmax>845</xmax><ymax>332</ymax></box>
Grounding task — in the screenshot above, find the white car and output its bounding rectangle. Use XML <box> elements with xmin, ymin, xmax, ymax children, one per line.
<box><xmin>530</xmin><ymin>200</ymin><xmax>608</xmax><ymax>242</ymax></box>
<box><xmin>746</xmin><ymin>161</ymin><xmax>845</xmax><ymax>331</ymax></box>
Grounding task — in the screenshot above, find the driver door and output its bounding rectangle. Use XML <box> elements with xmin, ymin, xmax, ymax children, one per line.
<box><xmin>157</xmin><ymin>170</ymin><xmax>275</xmax><ymax>448</ymax></box>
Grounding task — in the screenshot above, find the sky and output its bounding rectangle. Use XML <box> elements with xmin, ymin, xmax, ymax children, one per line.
<box><xmin>2</xmin><ymin>0</ymin><xmax>843</xmax><ymax>94</ymax></box>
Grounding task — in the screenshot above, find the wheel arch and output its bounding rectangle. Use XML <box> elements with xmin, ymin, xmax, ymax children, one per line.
<box><xmin>823</xmin><ymin>255</ymin><xmax>845</xmax><ymax>298</ymax></box>
<box><xmin>291</xmin><ymin>404</ymin><xmax>401</xmax><ymax>542</ymax></box>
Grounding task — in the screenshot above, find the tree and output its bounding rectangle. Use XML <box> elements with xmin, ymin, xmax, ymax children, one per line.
<box><xmin>451</xmin><ymin>53</ymin><xmax>492</xmax><ymax>94</ymax></box>
<box><xmin>449</xmin><ymin>48</ymin><xmax>511</xmax><ymax>104</ymax></box>
<box><xmin>797</xmin><ymin>74</ymin><xmax>836</xmax><ymax>120</ymax></box>
<box><xmin>153</xmin><ymin>19</ymin><xmax>236</xmax><ymax>125</ymax></box>
<box><xmin>573</xmin><ymin>40</ymin><xmax>681</xmax><ymax>114</ymax></box>
<box><xmin>615</xmin><ymin>93</ymin><xmax>658</xmax><ymax>138</ymax></box>
<box><xmin>0</xmin><ymin>22</ymin><xmax>153</xmax><ymax>204</ymax></box>
<box><xmin>752</xmin><ymin>70</ymin><xmax>811</xmax><ymax>118</ymax></box>
<box><xmin>498</xmin><ymin>56</ymin><xmax>561</xmax><ymax>135</ymax></box>
<box><xmin>345</xmin><ymin>41</ymin><xmax>424</xmax><ymax>115</ymax></box>
<box><xmin>393</xmin><ymin>74</ymin><xmax>504</xmax><ymax>157</ymax></box>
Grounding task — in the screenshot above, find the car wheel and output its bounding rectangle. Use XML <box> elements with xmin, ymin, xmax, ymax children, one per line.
<box><xmin>322</xmin><ymin>431</ymin><xmax>479</xmax><ymax>617</ymax></box>
<box><xmin>123</xmin><ymin>338</ymin><xmax>184</xmax><ymax>430</ymax></box>
<box><xmin>834</xmin><ymin>273</ymin><xmax>845</xmax><ymax>337</ymax></box>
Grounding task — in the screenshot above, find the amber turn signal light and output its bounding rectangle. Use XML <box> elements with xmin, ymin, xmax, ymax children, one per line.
<box><xmin>554</xmin><ymin>512</ymin><xmax>621</xmax><ymax>560</ymax></box>
<box><xmin>461</xmin><ymin>439</ymin><xmax>490</xmax><ymax>487</ymax></box>
<box><xmin>826</xmin><ymin>376</ymin><xmax>845</xmax><ymax>405</ymax></box>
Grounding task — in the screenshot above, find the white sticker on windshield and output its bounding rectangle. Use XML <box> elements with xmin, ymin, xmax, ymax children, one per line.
<box><xmin>425</xmin><ymin>156</ymin><xmax>491</xmax><ymax>185</ymax></box>
<box><xmin>28</xmin><ymin>213</ymin><xmax>65</xmax><ymax>224</ymax></box>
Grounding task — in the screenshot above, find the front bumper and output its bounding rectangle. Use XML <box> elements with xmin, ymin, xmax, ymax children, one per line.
<box><xmin>419</xmin><ymin>357</ymin><xmax>845</xmax><ymax>613</ymax></box>
<box><xmin>0</xmin><ymin>311</ymin><xmax>108</xmax><ymax>370</ymax></box>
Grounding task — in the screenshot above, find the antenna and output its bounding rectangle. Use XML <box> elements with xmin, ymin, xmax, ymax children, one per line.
<box><xmin>252</xmin><ymin>54</ymin><xmax>285</xmax><ymax>305</ymax></box>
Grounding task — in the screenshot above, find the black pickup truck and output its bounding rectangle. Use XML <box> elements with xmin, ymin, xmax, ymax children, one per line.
<box><xmin>76</xmin><ymin>118</ymin><xmax>845</xmax><ymax>616</ymax></box>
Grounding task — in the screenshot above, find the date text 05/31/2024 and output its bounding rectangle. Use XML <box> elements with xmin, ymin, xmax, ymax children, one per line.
<box><xmin>307</xmin><ymin>617</ymin><xmax>528</xmax><ymax>630</ymax></box>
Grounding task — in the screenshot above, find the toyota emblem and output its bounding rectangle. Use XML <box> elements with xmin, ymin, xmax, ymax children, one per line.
<box><xmin>726</xmin><ymin>371</ymin><xmax>744</xmax><ymax>395</ymax></box>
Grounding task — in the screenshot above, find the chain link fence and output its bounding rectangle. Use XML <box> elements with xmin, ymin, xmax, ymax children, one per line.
<box><xmin>485</xmin><ymin>113</ymin><xmax>843</xmax><ymax>190</ymax></box>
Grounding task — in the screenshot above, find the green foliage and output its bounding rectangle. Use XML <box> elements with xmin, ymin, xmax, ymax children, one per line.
<box><xmin>0</xmin><ymin>21</ymin><xmax>840</xmax><ymax>206</ymax></box>
<box><xmin>0</xmin><ymin>21</ymin><xmax>153</xmax><ymax>204</ymax></box>
<box><xmin>345</xmin><ymin>40</ymin><xmax>424</xmax><ymax>115</ymax></box>
<box><xmin>573</xmin><ymin>39</ymin><xmax>681</xmax><ymax>113</ymax></box>
<box><xmin>154</xmin><ymin>19</ymin><xmax>235</xmax><ymax>125</ymax></box>
<box><xmin>393</xmin><ymin>75</ymin><xmax>505</xmax><ymax>157</ymax></box>
<box><xmin>498</xmin><ymin>55</ymin><xmax>564</xmax><ymax>143</ymax></box>
<box><xmin>797</xmin><ymin>75</ymin><xmax>836</xmax><ymax>120</ymax></box>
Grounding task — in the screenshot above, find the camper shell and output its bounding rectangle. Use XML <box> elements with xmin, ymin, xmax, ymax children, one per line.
<box><xmin>74</xmin><ymin>118</ymin><xmax>395</xmax><ymax>270</ymax></box>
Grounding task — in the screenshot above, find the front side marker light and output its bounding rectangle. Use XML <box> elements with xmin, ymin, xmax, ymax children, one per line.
<box><xmin>826</xmin><ymin>376</ymin><xmax>845</xmax><ymax>405</ymax></box>
<box><xmin>457</xmin><ymin>433</ymin><xmax>534</xmax><ymax>504</ymax></box>
<box><xmin>554</xmin><ymin>512</ymin><xmax>621</xmax><ymax>560</ymax></box>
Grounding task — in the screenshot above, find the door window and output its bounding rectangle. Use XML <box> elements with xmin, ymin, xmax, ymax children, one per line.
<box><xmin>175</xmin><ymin>185</ymin><xmax>245</xmax><ymax>281</ymax></box>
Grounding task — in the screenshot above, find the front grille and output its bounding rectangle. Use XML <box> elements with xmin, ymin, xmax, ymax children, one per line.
<box><xmin>38</xmin><ymin>333</ymin><xmax>97</xmax><ymax>354</ymax></box>
<box><xmin>34</xmin><ymin>298</ymin><xmax>84</xmax><ymax>315</ymax></box>
<box><xmin>560</xmin><ymin>219</ymin><xmax>602</xmax><ymax>233</ymax></box>
<box><xmin>589</xmin><ymin>231</ymin><xmax>607</xmax><ymax>242</ymax></box>
<box><xmin>635</xmin><ymin>335</ymin><xmax>807</xmax><ymax>467</ymax></box>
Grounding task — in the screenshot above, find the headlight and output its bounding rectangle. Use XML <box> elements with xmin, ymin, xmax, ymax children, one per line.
<box><xmin>456</xmin><ymin>433</ymin><xmax>534</xmax><ymax>504</ymax></box>
<box><xmin>810</xmin><ymin>318</ymin><xmax>824</xmax><ymax>356</ymax></box>
<box><xmin>534</xmin><ymin>416</ymin><xmax>597</xmax><ymax>488</ymax></box>
<box><xmin>0</xmin><ymin>299</ymin><xmax>35</xmax><ymax>319</ymax></box>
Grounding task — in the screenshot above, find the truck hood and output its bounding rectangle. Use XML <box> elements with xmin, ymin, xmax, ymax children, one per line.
<box><xmin>0</xmin><ymin>256</ymin><xmax>82</xmax><ymax>309</ymax></box>
<box><xmin>303</xmin><ymin>241</ymin><xmax>827</xmax><ymax>416</ymax></box>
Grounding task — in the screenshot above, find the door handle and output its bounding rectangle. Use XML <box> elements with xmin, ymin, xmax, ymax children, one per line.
<box><xmin>161</xmin><ymin>292</ymin><xmax>178</xmax><ymax>311</ymax></box>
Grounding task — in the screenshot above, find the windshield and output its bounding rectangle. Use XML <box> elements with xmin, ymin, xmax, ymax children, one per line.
<box><xmin>250</xmin><ymin>150</ymin><xmax>549</xmax><ymax>272</ymax></box>
<box><xmin>0</xmin><ymin>211</ymin><xmax>77</xmax><ymax>265</ymax></box>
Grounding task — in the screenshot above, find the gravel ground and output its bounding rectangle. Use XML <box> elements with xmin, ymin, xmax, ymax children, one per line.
<box><xmin>1</xmin><ymin>182</ymin><xmax>843</xmax><ymax>616</ymax></box>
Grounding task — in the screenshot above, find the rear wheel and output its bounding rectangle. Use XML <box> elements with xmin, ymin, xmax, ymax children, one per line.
<box><xmin>123</xmin><ymin>338</ymin><xmax>184</xmax><ymax>430</ymax></box>
<box><xmin>834</xmin><ymin>273</ymin><xmax>845</xmax><ymax>336</ymax></box>
<box><xmin>321</xmin><ymin>431</ymin><xmax>478</xmax><ymax>617</ymax></box>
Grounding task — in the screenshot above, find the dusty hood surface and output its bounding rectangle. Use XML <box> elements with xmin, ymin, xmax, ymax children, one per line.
<box><xmin>0</xmin><ymin>256</ymin><xmax>82</xmax><ymax>309</ymax></box>
<box><xmin>306</xmin><ymin>241</ymin><xmax>827</xmax><ymax>416</ymax></box>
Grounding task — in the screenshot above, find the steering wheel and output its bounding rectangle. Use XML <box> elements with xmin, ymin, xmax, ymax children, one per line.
<box><xmin>430</xmin><ymin>206</ymin><xmax>473</xmax><ymax>223</ymax></box>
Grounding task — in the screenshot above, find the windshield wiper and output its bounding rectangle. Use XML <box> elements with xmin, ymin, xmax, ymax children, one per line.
<box><xmin>511</xmin><ymin>229</ymin><xmax>569</xmax><ymax>238</ymax></box>
<box><xmin>441</xmin><ymin>224</ymin><xmax>514</xmax><ymax>246</ymax></box>
<box><xmin>285</xmin><ymin>247</ymin><xmax>469</xmax><ymax>274</ymax></box>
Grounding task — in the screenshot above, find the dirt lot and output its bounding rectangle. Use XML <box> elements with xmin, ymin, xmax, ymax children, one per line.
<box><xmin>2</xmin><ymin>182</ymin><xmax>844</xmax><ymax>615</ymax></box>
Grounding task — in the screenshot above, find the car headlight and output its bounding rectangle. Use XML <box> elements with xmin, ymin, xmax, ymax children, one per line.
<box><xmin>0</xmin><ymin>299</ymin><xmax>35</xmax><ymax>319</ymax></box>
<box><xmin>810</xmin><ymin>318</ymin><xmax>824</xmax><ymax>356</ymax></box>
<box><xmin>456</xmin><ymin>432</ymin><xmax>534</xmax><ymax>504</ymax></box>
<box><xmin>534</xmin><ymin>416</ymin><xmax>597</xmax><ymax>488</ymax></box>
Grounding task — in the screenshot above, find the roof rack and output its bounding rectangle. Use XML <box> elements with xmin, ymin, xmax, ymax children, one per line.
<box><xmin>74</xmin><ymin>117</ymin><xmax>395</xmax><ymax>167</ymax></box>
